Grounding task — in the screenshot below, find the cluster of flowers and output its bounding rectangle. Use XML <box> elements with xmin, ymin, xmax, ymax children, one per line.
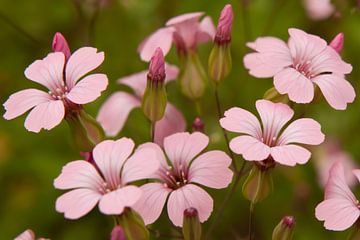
<box><xmin>5</xmin><ymin>2</ymin><xmax>358</xmax><ymax>240</ymax></box>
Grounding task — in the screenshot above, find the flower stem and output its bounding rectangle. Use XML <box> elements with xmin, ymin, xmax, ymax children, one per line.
<box><xmin>150</xmin><ymin>121</ymin><xmax>156</xmax><ymax>142</ymax></box>
<box><xmin>248</xmin><ymin>202</ymin><xmax>255</xmax><ymax>240</ymax></box>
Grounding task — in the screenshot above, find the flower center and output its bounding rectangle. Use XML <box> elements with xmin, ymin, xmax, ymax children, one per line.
<box><xmin>48</xmin><ymin>82</ymin><xmax>69</xmax><ymax>100</ymax></box>
<box><xmin>98</xmin><ymin>182</ymin><xmax>122</xmax><ymax>195</ymax></box>
<box><xmin>160</xmin><ymin>164</ymin><xmax>188</xmax><ymax>190</ymax></box>
<box><xmin>293</xmin><ymin>60</ymin><xmax>315</xmax><ymax>79</ymax></box>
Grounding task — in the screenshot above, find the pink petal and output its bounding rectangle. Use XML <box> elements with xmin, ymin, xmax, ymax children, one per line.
<box><xmin>313</xmin><ymin>74</ymin><xmax>355</xmax><ymax>110</ymax></box>
<box><xmin>97</xmin><ymin>92</ymin><xmax>141</xmax><ymax>137</ymax></box>
<box><xmin>196</xmin><ymin>16</ymin><xmax>216</xmax><ymax>43</ymax></box>
<box><xmin>56</xmin><ymin>188</ymin><xmax>101</xmax><ymax>219</ymax></box>
<box><xmin>166</xmin><ymin>12</ymin><xmax>204</xmax><ymax>26</ymax></box>
<box><xmin>315</xmin><ymin>199</ymin><xmax>359</xmax><ymax>231</ymax></box>
<box><xmin>167</xmin><ymin>184</ymin><xmax>213</xmax><ymax>227</ymax></box>
<box><xmin>188</xmin><ymin>150</ymin><xmax>233</xmax><ymax>189</ymax></box>
<box><xmin>274</xmin><ymin>67</ymin><xmax>314</xmax><ymax>103</ymax></box>
<box><xmin>256</xmin><ymin>99</ymin><xmax>294</xmax><ymax>141</ymax></box>
<box><xmin>52</xmin><ymin>32</ymin><xmax>71</xmax><ymax>60</ymax></box>
<box><xmin>66</xmin><ymin>73</ymin><xmax>108</xmax><ymax>104</ymax></box>
<box><xmin>121</xmin><ymin>145</ymin><xmax>160</xmax><ymax>184</ymax></box>
<box><xmin>24</xmin><ymin>100</ymin><xmax>65</xmax><ymax>132</ymax></box>
<box><xmin>164</xmin><ymin>132</ymin><xmax>209</xmax><ymax>166</ymax></box>
<box><xmin>303</xmin><ymin>0</ymin><xmax>334</xmax><ymax>21</ymax></box>
<box><xmin>311</xmin><ymin>47</ymin><xmax>352</xmax><ymax>75</ymax></box>
<box><xmin>133</xmin><ymin>183</ymin><xmax>171</xmax><ymax>225</ymax></box>
<box><xmin>220</xmin><ymin>107</ymin><xmax>262</xmax><ymax>139</ymax></box>
<box><xmin>277</xmin><ymin>118</ymin><xmax>325</xmax><ymax>145</ymax></box>
<box><xmin>98</xmin><ymin>186</ymin><xmax>142</xmax><ymax>215</ymax></box>
<box><xmin>154</xmin><ymin>104</ymin><xmax>186</xmax><ymax>147</ymax></box>
<box><xmin>353</xmin><ymin>170</ymin><xmax>360</xmax><ymax>184</ymax></box>
<box><xmin>15</xmin><ymin>229</ymin><xmax>35</xmax><ymax>240</ymax></box>
<box><xmin>24</xmin><ymin>52</ymin><xmax>65</xmax><ymax>91</ymax></box>
<box><xmin>243</xmin><ymin>37</ymin><xmax>292</xmax><ymax>78</ymax></box>
<box><xmin>93</xmin><ymin>139</ymin><xmax>135</xmax><ymax>188</ymax></box>
<box><xmin>138</xmin><ymin>27</ymin><xmax>175</xmax><ymax>61</ymax></box>
<box><xmin>65</xmin><ymin>47</ymin><xmax>104</xmax><ymax>88</ymax></box>
<box><xmin>229</xmin><ymin>135</ymin><xmax>270</xmax><ymax>161</ymax></box>
<box><xmin>54</xmin><ymin>160</ymin><xmax>104</xmax><ymax>190</ymax></box>
<box><xmin>270</xmin><ymin>144</ymin><xmax>311</xmax><ymax>166</ymax></box>
<box><xmin>329</xmin><ymin>33</ymin><xmax>344</xmax><ymax>54</ymax></box>
<box><xmin>3</xmin><ymin>89</ymin><xmax>52</xmax><ymax>120</ymax></box>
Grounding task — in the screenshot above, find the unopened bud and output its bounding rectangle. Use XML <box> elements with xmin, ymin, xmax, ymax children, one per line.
<box><xmin>272</xmin><ymin>216</ymin><xmax>295</xmax><ymax>240</ymax></box>
<box><xmin>263</xmin><ymin>87</ymin><xmax>289</xmax><ymax>104</ymax></box>
<box><xmin>52</xmin><ymin>32</ymin><xmax>71</xmax><ymax>60</ymax></box>
<box><xmin>117</xmin><ymin>208</ymin><xmax>149</xmax><ymax>240</ymax></box>
<box><xmin>142</xmin><ymin>48</ymin><xmax>167</xmax><ymax>122</ymax></box>
<box><xmin>329</xmin><ymin>32</ymin><xmax>344</xmax><ymax>54</ymax></box>
<box><xmin>111</xmin><ymin>225</ymin><xmax>126</xmax><ymax>240</ymax></box>
<box><xmin>214</xmin><ymin>4</ymin><xmax>233</xmax><ymax>45</ymax></box>
<box><xmin>183</xmin><ymin>208</ymin><xmax>202</xmax><ymax>240</ymax></box>
<box><xmin>192</xmin><ymin>117</ymin><xmax>204</xmax><ymax>132</ymax></box>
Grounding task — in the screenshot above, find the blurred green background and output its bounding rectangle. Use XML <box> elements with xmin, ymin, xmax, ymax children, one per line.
<box><xmin>0</xmin><ymin>0</ymin><xmax>360</xmax><ymax>239</ymax></box>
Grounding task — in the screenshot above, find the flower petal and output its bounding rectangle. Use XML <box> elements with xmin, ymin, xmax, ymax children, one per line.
<box><xmin>164</xmin><ymin>132</ymin><xmax>209</xmax><ymax>166</ymax></box>
<box><xmin>313</xmin><ymin>74</ymin><xmax>355</xmax><ymax>110</ymax></box>
<box><xmin>229</xmin><ymin>135</ymin><xmax>270</xmax><ymax>161</ymax></box>
<box><xmin>54</xmin><ymin>160</ymin><xmax>104</xmax><ymax>190</ymax></box>
<box><xmin>196</xmin><ymin>16</ymin><xmax>216</xmax><ymax>43</ymax></box>
<box><xmin>304</xmin><ymin>0</ymin><xmax>334</xmax><ymax>20</ymax></box>
<box><xmin>65</xmin><ymin>47</ymin><xmax>104</xmax><ymax>88</ymax></box>
<box><xmin>24</xmin><ymin>100</ymin><xmax>65</xmax><ymax>132</ymax></box>
<box><xmin>93</xmin><ymin>138</ymin><xmax>135</xmax><ymax>188</ymax></box>
<box><xmin>154</xmin><ymin>104</ymin><xmax>186</xmax><ymax>147</ymax></box>
<box><xmin>15</xmin><ymin>229</ymin><xmax>35</xmax><ymax>240</ymax></box>
<box><xmin>311</xmin><ymin>47</ymin><xmax>352</xmax><ymax>75</ymax></box>
<box><xmin>220</xmin><ymin>107</ymin><xmax>262</xmax><ymax>139</ymax></box>
<box><xmin>277</xmin><ymin>118</ymin><xmax>325</xmax><ymax>145</ymax></box>
<box><xmin>97</xmin><ymin>92</ymin><xmax>141</xmax><ymax>137</ymax></box>
<box><xmin>133</xmin><ymin>183</ymin><xmax>171</xmax><ymax>225</ymax></box>
<box><xmin>315</xmin><ymin>198</ymin><xmax>359</xmax><ymax>231</ymax></box>
<box><xmin>188</xmin><ymin>150</ymin><xmax>233</xmax><ymax>189</ymax></box>
<box><xmin>166</xmin><ymin>12</ymin><xmax>204</xmax><ymax>26</ymax></box>
<box><xmin>24</xmin><ymin>52</ymin><xmax>65</xmax><ymax>91</ymax></box>
<box><xmin>66</xmin><ymin>73</ymin><xmax>108</xmax><ymax>104</ymax></box>
<box><xmin>99</xmin><ymin>186</ymin><xmax>142</xmax><ymax>215</ymax></box>
<box><xmin>274</xmin><ymin>68</ymin><xmax>314</xmax><ymax>103</ymax></box>
<box><xmin>352</xmin><ymin>170</ymin><xmax>360</xmax><ymax>184</ymax></box>
<box><xmin>270</xmin><ymin>144</ymin><xmax>311</xmax><ymax>166</ymax></box>
<box><xmin>56</xmin><ymin>188</ymin><xmax>101</xmax><ymax>219</ymax></box>
<box><xmin>3</xmin><ymin>89</ymin><xmax>52</xmax><ymax>120</ymax></box>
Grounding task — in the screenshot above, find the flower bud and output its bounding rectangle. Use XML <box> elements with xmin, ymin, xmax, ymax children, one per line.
<box><xmin>242</xmin><ymin>165</ymin><xmax>273</xmax><ymax>204</ymax></box>
<box><xmin>117</xmin><ymin>208</ymin><xmax>149</xmax><ymax>240</ymax></box>
<box><xmin>263</xmin><ymin>87</ymin><xmax>289</xmax><ymax>104</ymax></box>
<box><xmin>182</xmin><ymin>208</ymin><xmax>202</xmax><ymax>240</ymax></box>
<box><xmin>179</xmin><ymin>52</ymin><xmax>207</xmax><ymax>100</ymax></box>
<box><xmin>142</xmin><ymin>48</ymin><xmax>167</xmax><ymax>122</ymax></box>
<box><xmin>192</xmin><ymin>117</ymin><xmax>204</xmax><ymax>132</ymax></box>
<box><xmin>272</xmin><ymin>216</ymin><xmax>295</xmax><ymax>240</ymax></box>
<box><xmin>214</xmin><ymin>4</ymin><xmax>233</xmax><ymax>46</ymax></box>
<box><xmin>65</xmin><ymin>109</ymin><xmax>105</xmax><ymax>152</ymax></box>
<box><xmin>52</xmin><ymin>32</ymin><xmax>71</xmax><ymax>61</ymax></box>
<box><xmin>329</xmin><ymin>32</ymin><xmax>344</xmax><ymax>54</ymax></box>
<box><xmin>111</xmin><ymin>226</ymin><xmax>127</xmax><ymax>240</ymax></box>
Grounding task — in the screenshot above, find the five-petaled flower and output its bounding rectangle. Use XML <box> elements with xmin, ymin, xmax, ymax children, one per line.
<box><xmin>244</xmin><ymin>28</ymin><xmax>355</xmax><ymax>110</ymax></box>
<box><xmin>54</xmin><ymin>138</ymin><xmax>159</xmax><ymax>219</ymax></box>
<box><xmin>133</xmin><ymin>132</ymin><xmax>233</xmax><ymax>227</ymax></box>
<box><xmin>220</xmin><ymin>99</ymin><xmax>325</xmax><ymax>167</ymax></box>
<box><xmin>3</xmin><ymin>47</ymin><xmax>108</xmax><ymax>132</ymax></box>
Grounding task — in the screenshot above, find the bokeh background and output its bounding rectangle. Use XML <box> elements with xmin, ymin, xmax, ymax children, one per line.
<box><xmin>0</xmin><ymin>0</ymin><xmax>360</xmax><ymax>239</ymax></box>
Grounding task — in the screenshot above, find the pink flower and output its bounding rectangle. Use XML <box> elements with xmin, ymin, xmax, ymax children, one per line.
<box><xmin>97</xmin><ymin>64</ymin><xmax>186</xmax><ymax>146</ymax></box>
<box><xmin>15</xmin><ymin>229</ymin><xmax>47</xmax><ymax>240</ymax></box>
<box><xmin>220</xmin><ymin>99</ymin><xmax>325</xmax><ymax>166</ymax></box>
<box><xmin>314</xmin><ymin>138</ymin><xmax>356</xmax><ymax>187</ymax></box>
<box><xmin>54</xmin><ymin>138</ymin><xmax>159</xmax><ymax>219</ymax></box>
<box><xmin>303</xmin><ymin>0</ymin><xmax>335</xmax><ymax>21</ymax></box>
<box><xmin>244</xmin><ymin>28</ymin><xmax>355</xmax><ymax>110</ymax></box>
<box><xmin>133</xmin><ymin>132</ymin><xmax>233</xmax><ymax>227</ymax></box>
<box><xmin>315</xmin><ymin>161</ymin><xmax>360</xmax><ymax>231</ymax></box>
<box><xmin>138</xmin><ymin>12</ymin><xmax>215</xmax><ymax>61</ymax></box>
<box><xmin>52</xmin><ymin>32</ymin><xmax>71</xmax><ymax>60</ymax></box>
<box><xmin>3</xmin><ymin>47</ymin><xmax>108</xmax><ymax>132</ymax></box>
<box><xmin>329</xmin><ymin>32</ymin><xmax>344</xmax><ymax>54</ymax></box>
<box><xmin>214</xmin><ymin>4</ymin><xmax>233</xmax><ymax>45</ymax></box>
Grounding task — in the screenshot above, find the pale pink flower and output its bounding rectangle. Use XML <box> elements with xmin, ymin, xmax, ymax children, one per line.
<box><xmin>3</xmin><ymin>47</ymin><xmax>108</xmax><ymax>132</ymax></box>
<box><xmin>214</xmin><ymin>4</ymin><xmax>233</xmax><ymax>45</ymax></box>
<box><xmin>54</xmin><ymin>138</ymin><xmax>159</xmax><ymax>219</ymax></box>
<box><xmin>15</xmin><ymin>229</ymin><xmax>48</xmax><ymax>240</ymax></box>
<box><xmin>97</xmin><ymin>64</ymin><xmax>186</xmax><ymax>146</ymax></box>
<box><xmin>244</xmin><ymin>28</ymin><xmax>355</xmax><ymax>110</ymax></box>
<box><xmin>220</xmin><ymin>99</ymin><xmax>325</xmax><ymax>166</ymax></box>
<box><xmin>133</xmin><ymin>132</ymin><xmax>233</xmax><ymax>227</ymax></box>
<box><xmin>138</xmin><ymin>12</ymin><xmax>215</xmax><ymax>61</ymax></box>
<box><xmin>314</xmin><ymin>138</ymin><xmax>356</xmax><ymax>187</ymax></box>
<box><xmin>315</xmin><ymin>161</ymin><xmax>360</xmax><ymax>231</ymax></box>
<box><xmin>303</xmin><ymin>0</ymin><xmax>335</xmax><ymax>21</ymax></box>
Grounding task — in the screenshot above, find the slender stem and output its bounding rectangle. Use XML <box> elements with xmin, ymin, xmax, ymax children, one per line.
<box><xmin>214</xmin><ymin>86</ymin><xmax>237</xmax><ymax>170</ymax></box>
<box><xmin>248</xmin><ymin>203</ymin><xmax>255</xmax><ymax>240</ymax></box>
<box><xmin>205</xmin><ymin>160</ymin><xmax>247</xmax><ymax>239</ymax></box>
<box><xmin>195</xmin><ymin>101</ymin><xmax>202</xmax><ymax>116</ymax></box>
<box><xmin>150</xmin><ymin>121</ymin><xmax>156</xmax><ymax>142</ymax></box>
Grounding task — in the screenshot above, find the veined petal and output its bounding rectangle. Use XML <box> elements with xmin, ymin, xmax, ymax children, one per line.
<box><xmin>3</xmin><ymin>89</ymin><xmax>52</xmax><ymax>120</ymax></box>
<box><xmin>65</xmin><ymin>47</ymin><xmax>104</xmax><ymax>88</ymax></box>
<box><xmin>167</xmin><ymin>184</ymin><xmax>213</xmax><ymax>227</ymax></box>
<box><xmin>229</xmin><ymin>135</ymin><xmax>270</xmax><ymax>161</ymax></box>
<box><xmin>117</xmin><ymin>71</ymin><xmax>147</xmax><ymax>97</ymax></box>
<box><xmin>97</xmin><ymin>92</ymin><xmax>141</xmax><ymax>137</ymax></box>
<box><xmin>311</xmin><ymin>46</ymin><xmax>352</xmax><ymax>75</ymax></box>
<box><xmin>24</xmin><ymin>100</ymin><xmax>65</xmax><ymax>132</ymax></box>
<box><xmin>196</xmin><ymin>16</ymin><xmax>216</xmax><ymax>43</ymax></box>
<box><xmin>270</xmin><ymin>144</ymin><xmax>311</xmax><ymax>166</ymax></box>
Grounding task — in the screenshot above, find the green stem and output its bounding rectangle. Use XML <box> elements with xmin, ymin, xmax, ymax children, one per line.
<box><xmin>150</xmin><ymin>121</ymin><xmax>156</xmax><ymax>142</ymax></box>
<box><xmin>248</xmin><ymin>202</ymin><xmax>255</xmax><ymax>240</ymax></box>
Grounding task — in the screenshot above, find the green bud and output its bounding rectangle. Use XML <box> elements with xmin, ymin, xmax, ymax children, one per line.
<box><xmin>117</xmin><ymin>208</ymin><xmax>149</xmax><ymax>240</ymax></box>
<box><xmin>208</xmin><ymin>44</ymin><xmax>232</xmax><ymax>83</ymax></box>
<box><xmin>263</xmin><ymin>87</ymin><xmax>289</xmax><ymax>104</ymax></box>
<box><xmin>272</xmin><ymin>216</ymin><xmax>295</xmax><ymax>240</ymax></box>
<box><xmin>182</xmin><ymin>208</ymin><xmax>202</xmax><ymax>240</ymax></box>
